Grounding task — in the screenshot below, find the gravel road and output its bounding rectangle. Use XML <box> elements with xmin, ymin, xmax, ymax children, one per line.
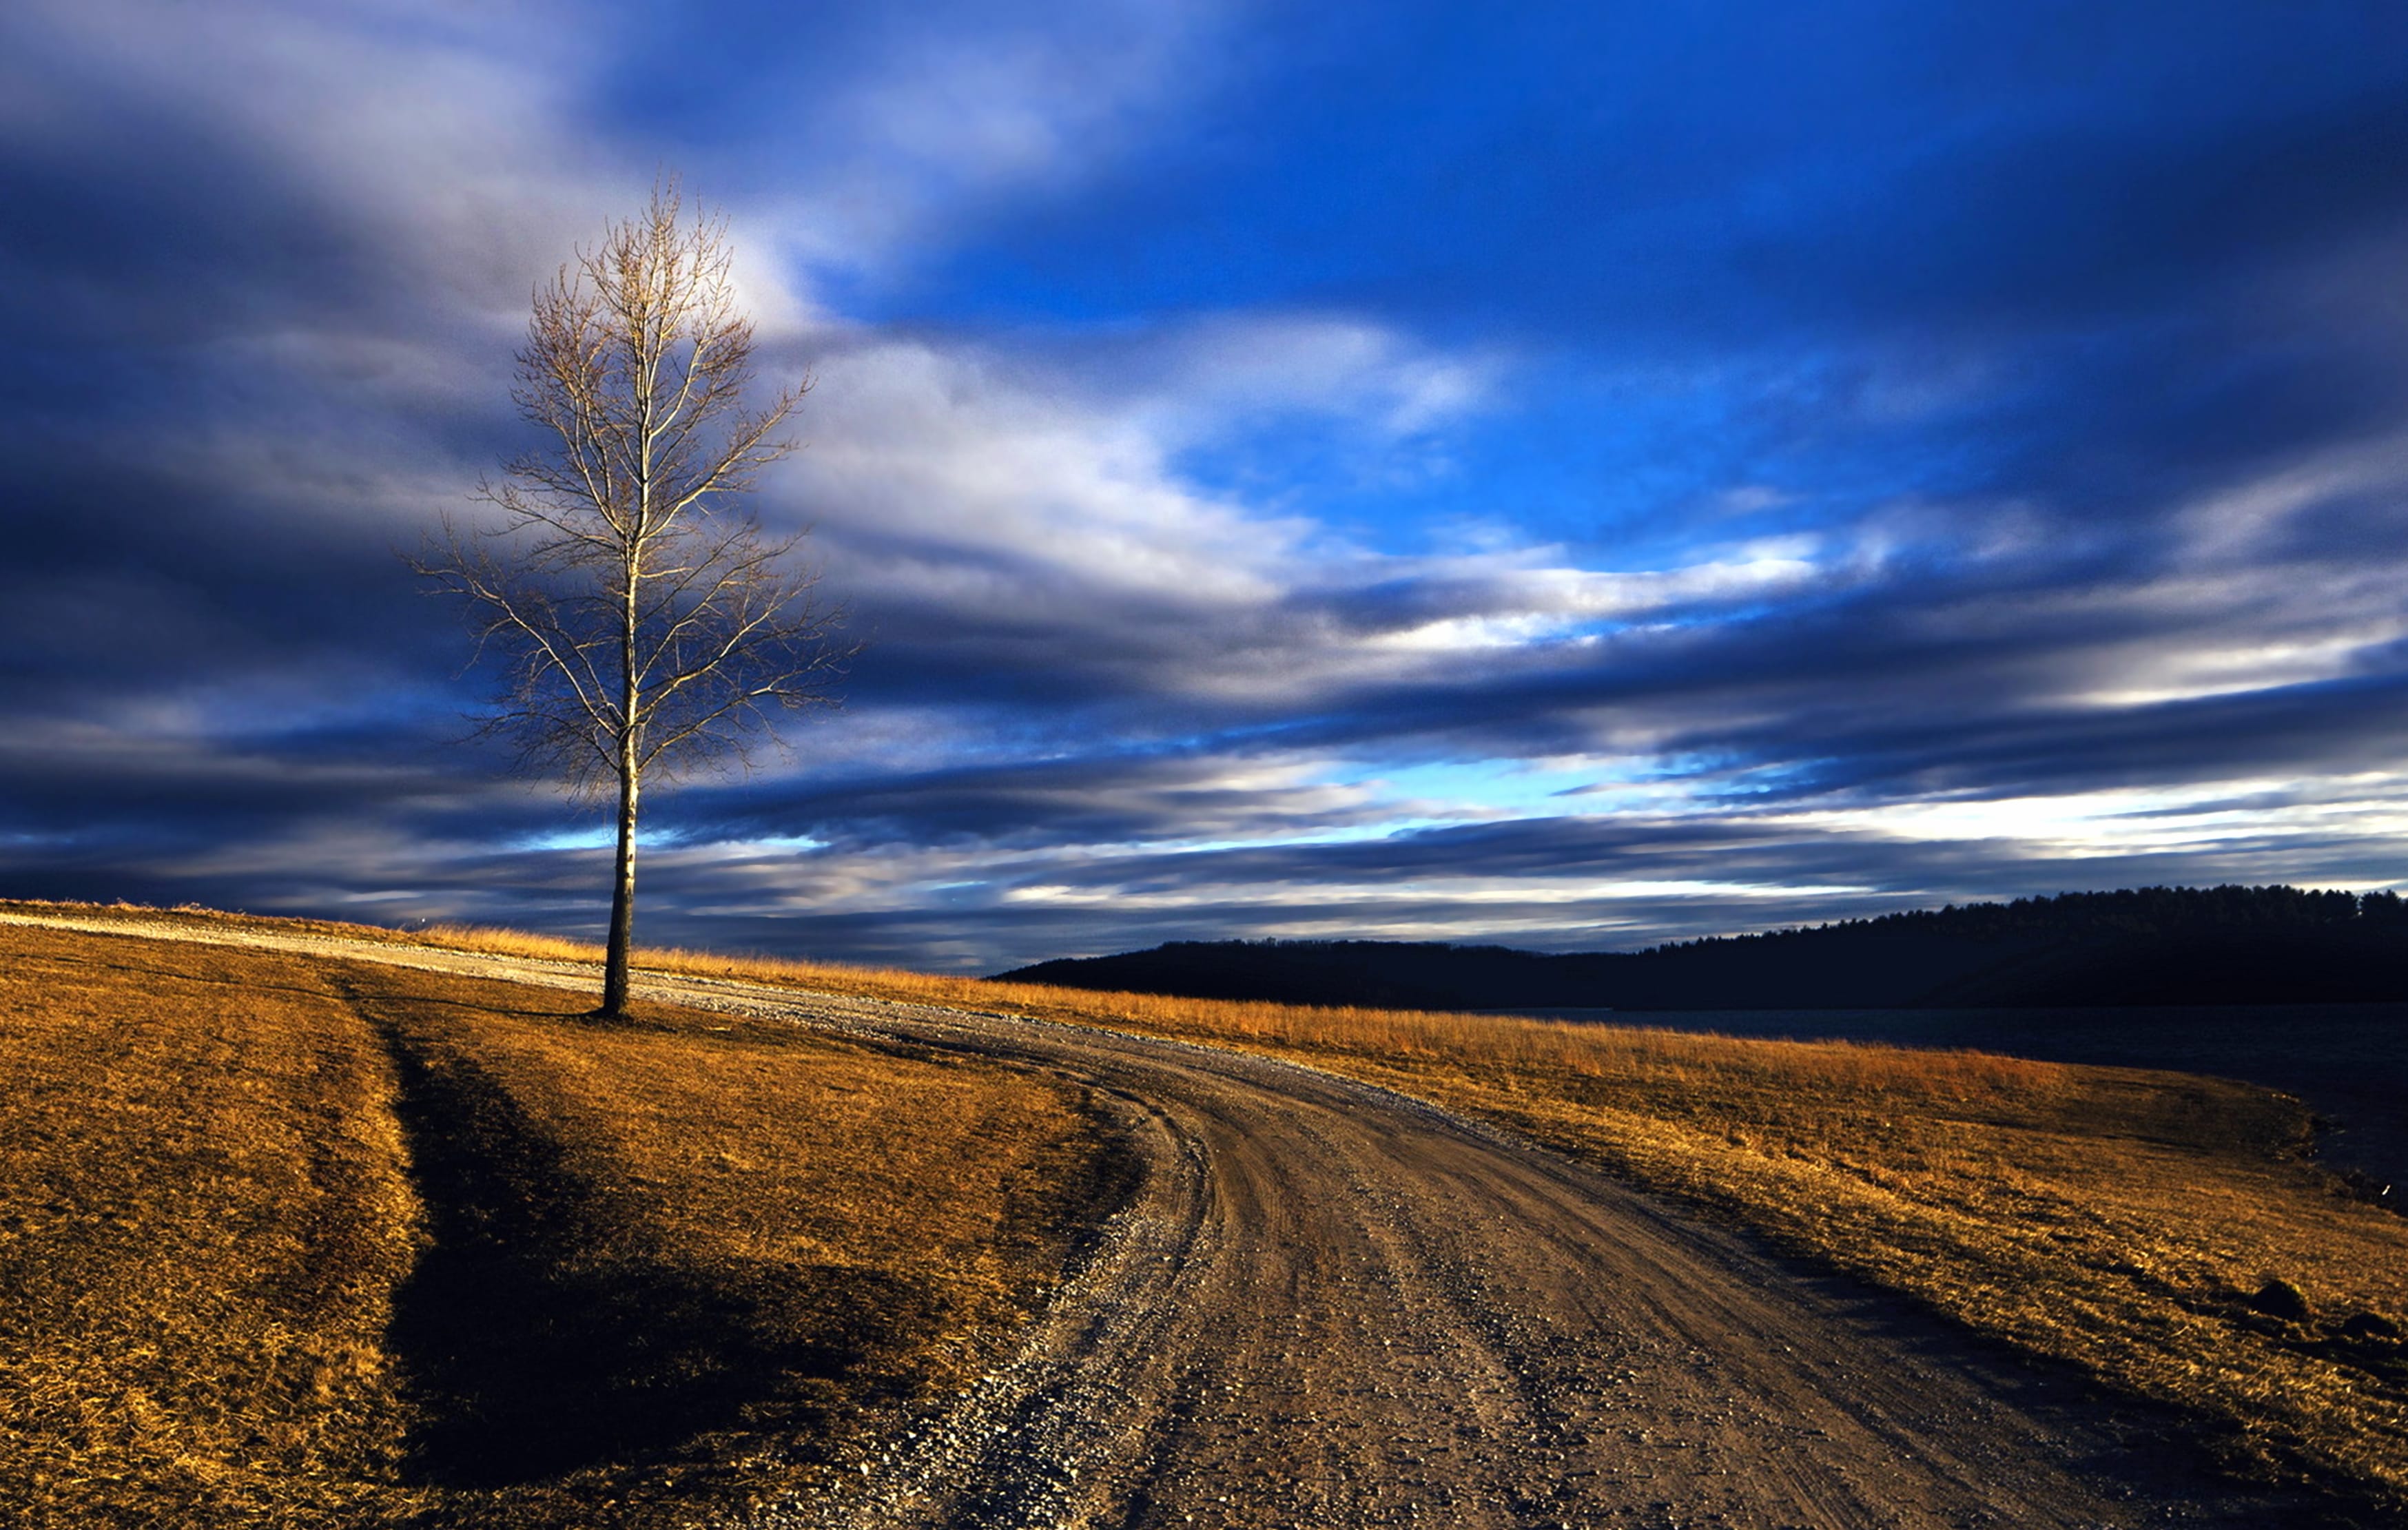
<box><xmin>3</xmin><ymin>911</ymin><xmax>2307</xmax><ymax>1529</ymax></box>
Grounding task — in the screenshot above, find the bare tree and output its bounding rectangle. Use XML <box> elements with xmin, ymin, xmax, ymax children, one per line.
<box><xmin>420</xmin><ymin>183</ymin><xmax>845</xmax><ymax>1017</ymax></box>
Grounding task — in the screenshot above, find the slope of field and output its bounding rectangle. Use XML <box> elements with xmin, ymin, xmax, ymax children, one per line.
<box><xmin>0</xmin><ymin>931</ymin><xmax>419</xmax><ymax>1526</ymax></box>
<box><xmin>5</xmin><ymin>902</ymin><xmax>2406</xmax><ymax>1519</ymax></box>
<box><xmin>0</xmin><ymin>923</ymin><xmax>1110</xmax><ymax>1529</ymax></box>
<box><xmin>0</xmin><ymin>905</ymin><xmax>2337</xmax><ymax>1529</ymax></box>
<box><xmin>1511</xmin><ymin>1002</ymin><xmax>2408</xmax><ymax>1200</ymax></box>
<box><xmin>307</xmin><ymin>908</ymin><xmax>2408</xmax><ymax>1507</ymax></box>
<box><xmin>1092</xmin><ymin>1000</ymin><xmax>2408</xmax><ymax>1498</ymax></box>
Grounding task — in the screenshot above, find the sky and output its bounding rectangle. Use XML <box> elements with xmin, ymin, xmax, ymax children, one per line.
<box><xmin>6</xmin><ymin>1</ymin><xmax>2408</xmax><ymax>972</ymax></box>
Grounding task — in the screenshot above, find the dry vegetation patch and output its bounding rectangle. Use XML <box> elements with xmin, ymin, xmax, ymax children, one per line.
<box><xmin>1233</xmin><ymin>1019</ymin><xmax>2408</xmax><ymax>1496</ymax></box>
<box><xmin>342</xmin><ymin>962</ymin><xmax>1107</xmax><ymax>1527</ymax></box>
<box><xmin>11</xmin><ymin>900</ymin><xmax>2407</xmax><ymax>1509</ymax></box>
<box><xmin>0</xmin><ymin>921</ymin><xmax>1109</xmax><ymax>1529</ymax></box>
<box><xmin>322</xmin><ymin>913</ymin><xmax>2408</xmax><ymax>1507</ymax></box>
<box><xmin>0</xmin><ymin>931</ymin><xmax>418</xmax><ymax>1528</ymax></box>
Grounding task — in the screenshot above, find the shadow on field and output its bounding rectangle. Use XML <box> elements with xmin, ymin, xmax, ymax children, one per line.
<box><xmin>362</xmin><ymin>1002</ymin><xmax>916</xmax><ymax>1489</ymax></box>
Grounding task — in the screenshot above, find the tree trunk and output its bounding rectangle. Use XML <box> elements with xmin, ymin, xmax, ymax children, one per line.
<box><xmin>602</xmin><ymin>496</ymin><xmax>645</xmax><ymax>1018</ymax></box>
<box><xmin>601</xmin><ymin>738</ymin><xmax>639</xmax><ymax>1016</ymax></box>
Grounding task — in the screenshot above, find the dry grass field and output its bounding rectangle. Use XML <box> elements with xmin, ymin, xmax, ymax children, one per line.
<box><xmin>6</xmin><ymin>900</ymin><xmax>2407</xmax><ymax>1513</ymax></box>
<box><xmin>0</xmin><ymin>920</ymin><xmax>1109</xmax><ymax>1529</ymax></box>
<box><xmin>0</xmin><ymin>931</ymin><xmax>418</xmax><ymax>1528</ymax></box>
<box><xmin>1126</xmin><ymin>1002</ymin><xmax>2408</xmax><ymax>1497</ymax></box>
<box><xmin>344</xmin><ymin>912</ymin><xmax>2408</xmax><ymax>1505</ymax></box>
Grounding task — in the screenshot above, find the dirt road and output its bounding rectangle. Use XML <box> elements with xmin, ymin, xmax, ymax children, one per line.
<box><xmin>2</xmin><ymin>911</ymin><xmax>2304</xmax><ymax>1529</ymax></box>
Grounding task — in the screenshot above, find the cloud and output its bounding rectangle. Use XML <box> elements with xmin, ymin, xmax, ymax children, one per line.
<box><xmin>1135</xmin><ymin>314</ymin><xmax>1503</xmax><ymax>440</ymax></box>
<box><xmin>9</xmin><ymin>3</ymin><xmax>2408</xmax><ymax>974</ymax></box>
<box><xmin>786</xmin><ymin>335</ymin><xmax>1299</xmax><ymax>606</ymax></box>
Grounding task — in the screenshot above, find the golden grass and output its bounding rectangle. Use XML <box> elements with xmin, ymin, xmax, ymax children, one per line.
<box><xmin>1191</xmin><ymin>1012</ymin><xmax>2408</xmax><ymax>1496</ymax></box>
<box><xmin>363</xmin><ymin>913</ymin><xmax>2408</xmax><ymax>1504</ymax></box>
<box><xmin>0</xmin><ymin>921</ymin><xmax>1107</xmax><ymax>1529</ymax></box>
<box><xmin>339</xmin><ymin>960</ymin><xmax>1104</xmax><ymax>1527</ymax></box>
<box><xmin>0</xmin><ymin>932</ymin><xmax>420</xmax><ymax>1528</ymax></box>
<box><xmin>10</xmin><ymin>899</ymin><xmax>2407</xmax><ymax>1505</ymax></box>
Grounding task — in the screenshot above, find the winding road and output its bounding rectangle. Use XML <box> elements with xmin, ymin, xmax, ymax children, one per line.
<box><xmin>5</xmin><ymin>911</ymin><xmax>2290</xmax><ymax>1529</ymax></box>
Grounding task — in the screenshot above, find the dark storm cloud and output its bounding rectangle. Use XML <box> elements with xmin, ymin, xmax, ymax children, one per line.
<box><xmin>0</xmin><ymin>17</ymin><xmax>542</xmax><ymax>732</ymax></box>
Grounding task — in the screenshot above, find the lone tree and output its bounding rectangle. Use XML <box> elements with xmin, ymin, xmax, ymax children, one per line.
<box><xmin>422</xmin><ymin>184</ymin><xmax>845</xmax><ymax>1017</ymax></box>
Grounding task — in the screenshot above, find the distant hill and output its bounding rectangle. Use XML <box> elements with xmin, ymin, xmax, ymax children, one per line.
<box><xmin>996</xmin><ymin>885</ymin><xmax>2408</xmax><ymax>1010</ymax></box>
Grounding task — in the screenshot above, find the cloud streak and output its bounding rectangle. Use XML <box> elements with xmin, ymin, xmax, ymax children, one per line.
<box><xmin>6</xmin><ymin>3</ymin><xmax>2408</xmax><ymax>970</ymax></box>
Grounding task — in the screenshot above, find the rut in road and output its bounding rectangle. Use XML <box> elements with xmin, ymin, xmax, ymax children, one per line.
<box><xmin>0</xmin><ymin>913</ymin><xmax>2316</xmax><ymax>1529</ymax></box>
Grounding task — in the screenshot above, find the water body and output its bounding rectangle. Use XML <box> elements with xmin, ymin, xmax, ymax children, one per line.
<box><xmin>1498</xmin><ymin>1004</ymin><xmax>2408</xmax><ymax>1199</ymax></box>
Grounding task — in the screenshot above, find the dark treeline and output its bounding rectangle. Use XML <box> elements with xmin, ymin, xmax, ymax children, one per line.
<box><xmin>996</xmin><ymin>885</ymin><xmax>2408</xmax><ymax>1011</ymax></box>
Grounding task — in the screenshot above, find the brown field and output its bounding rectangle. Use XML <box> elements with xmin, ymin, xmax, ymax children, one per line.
<box><xmin>0</xmin><ymin>920</ymin><xmax>1107</xmax><ymax>1529</ymax></box>
<box><xmin>1108</xmin><ymin>1000</ymin><xmax>2408</xmax><ymax>1494</ymax></box>
<box><xmin>7</xmin><ymin>898</ymin><xmax>2408</xmax><ymax>1510</ymax></box>
<box><xmin>325</xmin><ymin>908</ymin><xmax>2408</xmax><ymax>1502</ymax></box>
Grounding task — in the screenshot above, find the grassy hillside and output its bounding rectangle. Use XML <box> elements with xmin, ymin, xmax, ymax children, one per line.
<box><xmin>1081</xmin><ymin>997</ymin><xmax>2408</xmax><ymax>1500</ymax></box>
<box><xmin>7</xmin><ymin>900</ymin><xmax>2407</xmax><ymax>1514</ymax></box>
<box><xmin>323</xmin><ymin>910</ymin><xmax>2408</xmax><ymax>1508</ymax></box>
<box><xmin>0</xmin><ymin>922</ymin><xmax>1110</xmax><ymax>1529</ymax></box>
<box><xmin>0</xmin><ymin>931</ymin><xmax>419</xmax><ymax>1527</ymax></box>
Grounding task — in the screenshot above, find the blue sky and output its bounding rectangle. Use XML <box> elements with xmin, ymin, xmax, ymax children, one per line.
<box><xmin>6</xmin><ymin>1</ymin><xmax>2408</xmax><ymax>970</ymax></box>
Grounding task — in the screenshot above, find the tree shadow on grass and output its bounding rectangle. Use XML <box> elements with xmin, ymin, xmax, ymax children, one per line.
<box><xmin>364</xmin><ymin>1000</ymin><xmax>936</xmax><ymax>1489</ymax></box>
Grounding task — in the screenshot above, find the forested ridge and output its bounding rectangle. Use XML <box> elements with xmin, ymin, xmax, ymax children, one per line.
<box><xmin>1000</xmin><ymin>885</ymin><xmax>2408</xmax><ymax>1010</ymax></box>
